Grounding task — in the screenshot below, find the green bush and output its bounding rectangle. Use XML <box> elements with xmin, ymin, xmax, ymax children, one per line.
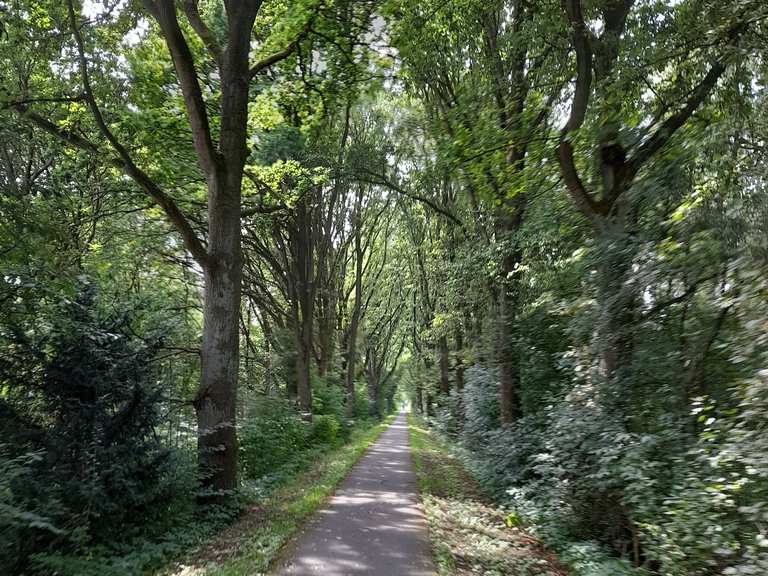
<box><xmin>312</xmin><ymin>372</ymin><xmax>346</xmax><ymax>418</ymax></box>
<box><xmin>310</xmin><ymin>415</ymin><xmax>341</xmax><ymax>446</ymax></box>
<box><xmin>353</xmin><ymin>383</ymin><xmax>372</xmax><ymax>419</ymax></box>
<box><xmin>0</xmin><ymin>285</ymin><xmax>181</xmax><ymax>573</ymax></box>
<box><xmin>239</xmin><ymin>396</ymin><xmax>309</xmax><ymax>479</ymax></box>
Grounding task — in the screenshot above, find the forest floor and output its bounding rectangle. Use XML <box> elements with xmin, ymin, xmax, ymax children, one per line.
<box><xmin>408</xmin><ymin>417</ymin><xmax>568</xmax><ymax>576</ymax></box>
<box><xmin>164</xmin><ymin>417</ymin><xmax>393</xmax><ymax>576</ymax></box>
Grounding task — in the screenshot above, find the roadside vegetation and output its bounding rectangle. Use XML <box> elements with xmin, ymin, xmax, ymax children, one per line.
<box><xmin>409</xmin><ymin>416</ymin><xmax>567</xmax><ymax>576</ymax></box>
<box><xmin>170</xmin><ymin>416</ymin><xmax>392</xmax><ymax>576</ymax></box>
<box><xmin>2</xmin><ymin>1</ymin><xmax>768</xmax><ymax>575</ymax></box>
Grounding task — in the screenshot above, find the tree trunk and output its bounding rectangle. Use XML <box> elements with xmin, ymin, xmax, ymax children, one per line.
<box><xmin>296</xmin><ymin>326</ymin><xmax>313</xmax><ymax>415</ymax></box>
<box><xmin>595</xmin><ymin>216</ymin><xmax>635</xmax><ymax>384</ymax></box>
<box><xmin>195</xmin><ymin>172</ymin><xmax>243</xmax><ymax>494</ymax></box>
<box><xmin>296</xmin><ymin>286</ymin><xmax>314</xmax><ymax>414</ymax></box>
<box><xmin>366</xmin><ymin>352</ymin><xmax>380</xmax><ymax>416</ymax></box>
<box><xmin>317</xmin><ymin>294</ymin><xmax>336</xmax><ymax>378</ymax></box>
<box><xmin>497</xmin><ymin>293</ymin><xmax>519</xmax><ymax>426</ymax></box>
<box><xmin>193</xmin><ymin>22</ymin><xmax>253</xmax><ymax>492</ymax></box>
<box><xmin>426</xmin><ymin>392</ymin><xmax>435</xmax><ymax>417</ymax></box>
<box><xmin>438</xmin><ymin>335</ymin><xmax>450</xmax><ymax>395</ymax></box>
<box><xmin>345</xmin><ymin>314</ymin><xmax>360</xmax><ymax>416</ymax></box>
<box><xmin>345</xmin><ymin>189</ymin><xmax>364</xmax><ymax>416</ymax></box>
<box><xmin>454</xmin><ymin>329</ymin><xmax>464</xmax><ymax>392</ymax></box>
<box><xmin>496</xmin><ymin>218</ymin><xmax>523</xmax><ymax>426</ymax></box>
<box><xmin>293</xmin><ymin>197</ymin><xmax>314</xmax><ymax>414</ymax></box>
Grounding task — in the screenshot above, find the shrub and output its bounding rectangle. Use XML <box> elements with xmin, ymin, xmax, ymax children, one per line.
<box><xmin>309</xmin><ymin>414</ymin><xmax>341</xmax><ymax>446</ymax></box>
<box><xmin>239</xmin><ymin>396</ymin><xmax>308</xmax><ymax>479</ymax></box>
<box><xmin>353</xmin><ymin>383</ymin><xmax>372</xmax><ymax>418</ymax></box>
<box><xmin>312</xmin><ymin>372</ymin><xmax>347</xmax><ymax>420</ymax></box>
<box><xmin>0</xmin><ymin>448</ymin><xmax>62</xmax><ymax>570</ymax></box>
<box><xmin>462</xmin><ymin>365</ymin><xmax>500</xmax><ymax>450</ymax></box>
<box><xmin>0</xmin><ymin>286</ymin><xmax>176</xmax><ymax>572</ymax></box>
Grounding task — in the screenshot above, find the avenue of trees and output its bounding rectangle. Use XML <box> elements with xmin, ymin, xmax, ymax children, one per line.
<box><xmin>1</xmin><ymin>0</ymin><xmax>768</xmax><ymax>575</ymax></box>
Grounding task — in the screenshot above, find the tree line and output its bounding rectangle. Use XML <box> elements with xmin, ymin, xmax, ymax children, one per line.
<box><xmin>2</xmin><ymin>0</ymin><xmax>768</xmax><ymax>575</ymax></box>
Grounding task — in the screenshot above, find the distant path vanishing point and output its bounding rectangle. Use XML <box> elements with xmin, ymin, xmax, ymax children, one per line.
<box><xmin>273</xmin><ymin>412</ymin><xmax>436</xmax><ymax>575</ymax></box>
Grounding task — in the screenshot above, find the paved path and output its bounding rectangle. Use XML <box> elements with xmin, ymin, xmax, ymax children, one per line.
<box><xmin>273</xmin><ymin>413</ymin><xmax>436</xmax><ymax>576</ymax></box>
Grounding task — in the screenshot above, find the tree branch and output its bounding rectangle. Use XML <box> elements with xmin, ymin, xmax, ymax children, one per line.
<box><xmin>249</xmin><ymin>12</ymin><xmax>315</xmax><ymax>79</ymax></box>
<box><xmin>20</xmin><ymin>106</ymin><xmax>208</xmax><ymax>265</ymax></box>
<box><xmin>557</xmin><ymin>0</ymin><xmax>602</xmax><ymax>230</ymax></box>
<box><xmin>351</xmin><ymin>169</ymin><xmax>464</xmax><ymax>228</ymax></box>
<box><xmin>63</xmin><ymin>0</ymin><xmax>208</xmax><ymax>265</ymax></box>
<box><xmin>182</xmin><ymin>0</ymin><xmax>223</xmax><ymax>66</ymax></box>
<box><xmin>144</xmin><ymin>0</ymin><xmax>220</xmax><ymax>177</ymax></box>
<box><xmin>628</xmin><ymin>35</ymin><xmax>742</xmax><ymax>175</ymax></box>
<box><xmin>641</xmin><ymin>273</ymin><xmax>718</xmax><ymax>319</ymax></box>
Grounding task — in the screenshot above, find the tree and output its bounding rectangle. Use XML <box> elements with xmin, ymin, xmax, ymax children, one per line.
<box><xmin>4</xmin><ymin>0</ymin><xmax>372</xmax><ymax>494</ymax></box>
<box><xmin>388</xmin><ymin>0</ymin><xmax>567</xmax><ymax>424</ymax></box>
<box><xmin>556</xmin><ymin>0</ymin><xmax>758</xmax><ymax>397</ymax></box>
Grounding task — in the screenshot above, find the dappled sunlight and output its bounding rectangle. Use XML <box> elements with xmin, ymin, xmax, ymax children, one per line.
<box><xmin>410</xmin><ymin>419</ymin><xmax>567</xmax><ymax>576</ymax></box>
<box><xmin>274</xmin><ymin>414</ymin><xmax>435</xmax><ymax>575</ymax></box>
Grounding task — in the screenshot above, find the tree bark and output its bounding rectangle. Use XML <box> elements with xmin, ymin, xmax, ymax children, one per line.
<box><xmin>151</xmin><ymin>0</ymin><xmax>257</xmax><ymax>495</ymax></box>
<box><xmin>197</xmin><ymin>211</ymin><xmax>241</xmax><ymax>491</ymax></box>
<box><xmin>438</xmin><ymin>335</ymin><xmax>450</xmax><ymax>396</ymax></box>
<box><xmin>40</xmin><ymin>0</ymin><xmax>319</xmax><ymax>496</ymax></box>
<box><xmin>294</xmin><ymin>197</ymin><xmax>315</xmax><ymax>414</ymax></box>
<box><xmin>454</xmin><ymin>329</ymin><xmax>465</xmax><ymax>392</ymax></box>
<box><xmin>595</xmin><ymin>220</ymin><xmax>635</xmax><ymax>382</ymax></box>
<box><xmin>495</xmin><ymin>206</ymin><xmax>524</xmax><ymax>426</ymax></box>
<box><xmin>345</xmin><ymin>189</ymin><xmax>364</xmax><ymax>416</ymax></box>
<box><xmin>496</xmin><ymin>286</ymin><xmax>521</xmax><ymax>425</ymax></box>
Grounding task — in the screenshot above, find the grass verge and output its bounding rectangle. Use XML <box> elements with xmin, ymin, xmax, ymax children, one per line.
<box><xmin>166</xmin><ymin>416</ymin><xmax>394</xmax><ymax>576</ymax></box>
<box><xmin>408</xmin><ymin>415</ymin><xmax>568</xmax><ymax>576</ymax></box>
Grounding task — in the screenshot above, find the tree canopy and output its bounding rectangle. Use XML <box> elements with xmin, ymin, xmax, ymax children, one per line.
<box><xmin>2</xmin><ymin>0</ymin><xmax>768</xmax><ymax>574</ymax></box>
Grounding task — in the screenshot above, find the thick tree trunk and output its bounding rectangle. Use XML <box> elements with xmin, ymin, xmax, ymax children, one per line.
<box><xmin>295</xmin><ymin>288</ymin><xmax>314</xmax><ymax>414</ymax></box>
<box><xmin>496</xmin><ymin>218</ymin><xmax>523</xmax><ymax>426</ymax></box>
<box><xmin>293</xmin><ymin>198</ymin><xmax>314</xmax><ymax>414</ymax></box>
<box><xmin>193</xmin><ymin>14</ymin><xmax>253</xmax><ymax>493</ymax></box>
<box><xmin>296</xmin><ymin>326</ymin><xmax>313</xmax><ymax>415</ymax></box>
<box><xmin>593</xmin><ymin>216</ymin><xmax>638</xmax><ymax>430</ymax></box>
<box><xmin>196</xmin><ymin>175</ymin><xmax>243</xmax><ymax>494</ymax></box>
<box><xmin>595</xmin><ymin>217</ymin><xmax>635</xmax><ymax>383</ymax></box>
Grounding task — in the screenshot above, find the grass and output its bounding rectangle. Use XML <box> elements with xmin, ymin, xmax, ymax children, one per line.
<box><xmin>166</xmin><ymin>416</ymin><xmax>394</xmax><ymax>576</ymax></box>
<box><xmin>408</xmin><ymin>415</ymin><xmax>568</xmax><ymax>576</ymax></box>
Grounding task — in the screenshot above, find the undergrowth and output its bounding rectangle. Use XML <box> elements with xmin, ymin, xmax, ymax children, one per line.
<box><xmin>408</xmin><ymin>415</ymin><xmax>567</xmax><ymax>576</ymax></box>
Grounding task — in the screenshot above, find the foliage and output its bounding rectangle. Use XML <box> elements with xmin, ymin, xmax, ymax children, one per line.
<box><xmin>0</xmin><ymin>283</ymin><xmax>192</xmax><ymax>573</ymax></box>
<box><xmin>239</xmin><ymin>396</ymin><xmax>309</xmax><ymax>480</ymax></box>
<box><xmin>408</xmin><ymin>416</ymin><xmax>567</xmax><ymax>576</ymax></box>
<box><xmin>1</xmin><ymin>0</ymin><xmax>768</xmax><ymax>573</ymax></box>
<box><xmin>309</xmin><ymin>415</ymin><xmax>341</xmax><ymax>445</ymax></box>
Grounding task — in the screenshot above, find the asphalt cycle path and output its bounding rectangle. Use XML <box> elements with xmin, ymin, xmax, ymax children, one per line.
<box><xmin>273</xmin><ymin>412</ymin><xmax>436</xmax><ymax>575</ymax></box>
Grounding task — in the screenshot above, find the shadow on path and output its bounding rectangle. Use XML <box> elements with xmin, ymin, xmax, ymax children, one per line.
<box><xmin>273</xmin><ymin>413</ymin><xmax>436</xmax><ymax>575</ymax></box>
